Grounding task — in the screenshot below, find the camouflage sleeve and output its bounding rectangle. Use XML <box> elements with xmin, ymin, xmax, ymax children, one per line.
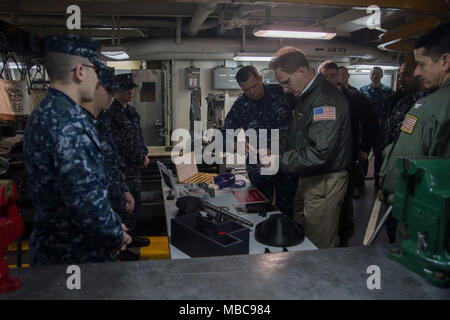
<box><xmin>109</xmin><ymin>115</ymin><xmax>127</xmax><ymax>169</ymax></box>
<box><xmin>120</xmin><ymin>173</ymin><xmax>130</xmax><ymax>193</ymax></box>
<box><xmin>223</xmin><ymin>98</ymin><xmax>245</xmax><ymax>130</ymax></box>
<box><xmin>221</xmin><ymin>97</ymin><xmax>246</xmax><ymax>148</ymax></box>
<box><xmin>359</xmin><ymin>86</ymin><xmax>365</xmax><ymax>95</ymax></box>
<box><xmin>130</xmin><ymin>109</ymin><xmax>148</xmax><ymax>165</ymax></box>
<box><xmin>54</xmin><ymin>126</ymin><xmax>124</xmax><ymax>250</ymax></box>
<box><xmin>137</xmin><ymin>118</ymin><xmax>148</xmax><ymax>164</ymax></box>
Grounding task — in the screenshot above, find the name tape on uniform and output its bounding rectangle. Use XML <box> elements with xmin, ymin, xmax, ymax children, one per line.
<box><xmin>313</xmin><ymin>106</ymin><xmax>336</xmax><ymax>121</ymax></box>
<box><xmin>400</xmin><ymin>114</ymin><xmax>418</xmax><ymax>134</ymax></box>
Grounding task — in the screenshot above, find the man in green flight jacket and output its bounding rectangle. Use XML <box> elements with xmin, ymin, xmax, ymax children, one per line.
<box><xmin>380</xmin><ymin>23</ymin><xmax>450</xmax><ymax>195</ymax></box>
<box><xmin>268</xmin><ymin>47</ymin><xmax>352</xmax><ymax>249</ymax></box>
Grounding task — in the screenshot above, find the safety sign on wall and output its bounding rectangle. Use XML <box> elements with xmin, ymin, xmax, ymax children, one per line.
<box><xmin>185</xmin><ymin>67</ymin><xmax>200</xmax><ymax>90</ymax></box>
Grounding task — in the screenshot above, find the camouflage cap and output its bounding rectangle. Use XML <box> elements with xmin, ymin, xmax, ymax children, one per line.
<box><xmin>44</xmin><ymin>34</ymin><xmax>105</xmax><ymax>70</ymax></box>
<box><xmin>115</xmin><ymin>73</ymin><xmax>138</xmax><ymax>91</ymax></box>
<box><xmin>98</xmin><ymin>67</ymin><xmax>119</xmax><ymax>92</ymax></box>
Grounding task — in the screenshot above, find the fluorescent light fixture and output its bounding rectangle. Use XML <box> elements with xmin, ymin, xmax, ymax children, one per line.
<box><xmin>255</xmin><ymin>30</ymin><xmax>336</xmax><ymax>39</ymax></box>
<box><xmin>350</xmin><ymin>64</ymin><xmax>400</xmax><ymax>71</ymax></box>
<box><xmin>101</xmin><ymin>46</ymin><xmax>130</xmax><ymax>60</ymax></box>
<box><xmin>254</xmin><ymin>25</ymin><xmax>336</xmax><ymax>40</ymax></box>
<box><xmin>233</xmin><ymin>53</ymin><xmax>273</xmax><ymax>62</ymax></box>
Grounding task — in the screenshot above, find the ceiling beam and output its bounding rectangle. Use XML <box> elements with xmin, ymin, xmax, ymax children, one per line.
<box><xmin>380</xmin><ymin>16</ymin><xmax>441</xmax><ymax>44</ymax></box>
<box><xmin>261</xmin><ymin>0</ymin><xmax>448</xmax><ymax>13</ymax></box>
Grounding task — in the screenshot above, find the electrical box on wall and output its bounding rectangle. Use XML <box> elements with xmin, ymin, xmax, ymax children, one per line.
<box><xmin>185</xmin><ymin>67</ymin><xmax>200</xmax><ymax>90</ymax></box>
<box><xmin>213</xmin><ymin>67</ymin><xmax>241</xmax><ymax>90</ymax></box>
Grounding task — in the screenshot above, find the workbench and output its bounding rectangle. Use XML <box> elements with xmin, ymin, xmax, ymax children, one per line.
<box><xmin>2</xmin><ymin>244</ymin><xmax>449</xmax><ymax>299</ymax></box>
<box><xmin>161</xmin><ymin>182</ymin><xmax>317</xmax><ymax>259</ymax></box>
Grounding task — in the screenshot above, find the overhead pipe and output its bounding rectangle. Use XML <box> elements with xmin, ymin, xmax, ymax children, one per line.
<box><xmin>217</xmin><ymin>5</ymin><xmax>256</xmax><ymax>34</ymax></box>
<box><xmin>185</xmin><ymin>1</ymin><xmax>219</xmax><ymax>37</ymax></box>
<box><xmin>0</xmin><ymin>14</ymin><xmax>178</xmax><ymax>29</ymax></box>
<box><xmin>176</xmin><ymin>17</ymin><xmax>182</xmax><ymax>44</ymax></box>
<box><xmin>122</xmin><ymin>37</ymin><xmax>385</xmax><ymax>62</ymax></box>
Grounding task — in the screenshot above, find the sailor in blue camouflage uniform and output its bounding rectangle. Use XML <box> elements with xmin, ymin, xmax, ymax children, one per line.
<box><xmin>104</xmin><ymin>73</ymin><xmax>149</xmax><ymax>244</ymax></box>
<box><xmin>359</xmin><ymin>67</ymin><xmax>394</xmax><ymax>122</ymax></box>
<box><xmin>23</xmin><ymin>35</ymin><xmax>130</xmax><ymax>265</ymax></box>
<box><xmin>86</xmin><ymin>67</ymin><xmax>141</xmax><ymax>259</ymax></box>
<box><xmin>359</xmin><ymin>67</ymin><xmax>394</xmax><ymax>188</ymax></box>
<box><xmin>223</xmin><ymin>66</ymin><xmax>297</xmax><ymax>218</ymax></box>
<box><xmin>96</xmin><ymin>68</ymin><xmax>134</xmax><ymax>226</ymax></box>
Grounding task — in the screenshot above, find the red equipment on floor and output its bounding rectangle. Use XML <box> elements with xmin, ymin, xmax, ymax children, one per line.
<box><xmin>0</xmin><ymin>180</ymin><xmax>24</xmax><ymax>294</ymax></box>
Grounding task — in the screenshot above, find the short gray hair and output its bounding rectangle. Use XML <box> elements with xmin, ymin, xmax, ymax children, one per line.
<box><xmin>269</xmin><ymin>47</ymin><xmax>310</xmax><ymax>74</ymax></box>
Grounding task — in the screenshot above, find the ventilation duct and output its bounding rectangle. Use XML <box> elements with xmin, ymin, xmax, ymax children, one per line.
<box><xmin>121</xmin><ymin>37</ymin><xmax>384</xmax><ymax>62</ymax></box>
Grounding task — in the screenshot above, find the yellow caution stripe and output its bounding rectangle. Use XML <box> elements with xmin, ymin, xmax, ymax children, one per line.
<box><xmin>139</xmin><ymin>236</ymin><xmax>170</xmax><ymax>260</ymax></box>
<box><xmin>8</xmin><ymin>240</ymin><xmax>29</xmax><ymax>251</ymax></box>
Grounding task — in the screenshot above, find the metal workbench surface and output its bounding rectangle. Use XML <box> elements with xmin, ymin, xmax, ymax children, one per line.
<box><xmin>2</xmin><ymin>244</ymin><xmax>449</xmax><ymax>300</ymax></box>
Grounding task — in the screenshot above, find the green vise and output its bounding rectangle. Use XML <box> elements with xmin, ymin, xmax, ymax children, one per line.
<box><xmin>388</xmin><ymin>157</ymin><xmax>450</xmax><ymax>288</ymax></box>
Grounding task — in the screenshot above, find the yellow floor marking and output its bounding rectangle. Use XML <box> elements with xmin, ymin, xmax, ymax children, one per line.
<box><xmin>8</xmin><ymin>240</ymin><xmax>29</xmax><ymax>251</ymax></box>
<box><xmin>140</xmin><ymin>236</ymin><xmax>170</xmax><ymax>260</ymax></box>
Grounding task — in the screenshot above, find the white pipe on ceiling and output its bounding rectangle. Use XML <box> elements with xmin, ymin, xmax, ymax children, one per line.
<box><xmin>121</xmin><ymin>37</ymin><xmax>384</xmax><ymax>62</ymax></box>
<box><xmin>185</xmin><ymin>1</ymin><xmax>219</xmax><ymax>37</ymax></box>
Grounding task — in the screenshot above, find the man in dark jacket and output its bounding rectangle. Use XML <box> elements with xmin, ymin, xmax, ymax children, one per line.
<box><xmin>268</xmin><ymin>48</ymin><xmax>352</xmax><ymax>249</ymax></box>
<box><xmin>319</xmin><ymin>61</ymin><xmax>378</xmax><ymax>246</ymax></box>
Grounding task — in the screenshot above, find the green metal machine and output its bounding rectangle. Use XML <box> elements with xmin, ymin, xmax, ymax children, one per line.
<box><xmin>388</xmin><ymin>157</ymin><xmax>450</xmax><ymax>287</ymax></box>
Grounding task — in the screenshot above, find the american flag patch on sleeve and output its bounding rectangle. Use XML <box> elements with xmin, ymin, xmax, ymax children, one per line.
<box><xmin>400</xmin><ymin>114</ymin><xmax>418</xmax><ymax>134</ymax></box>
<box><xmin>313</xmin><ymin>106</ymin><xmax>336</xmax><ymax>121</ymax></box>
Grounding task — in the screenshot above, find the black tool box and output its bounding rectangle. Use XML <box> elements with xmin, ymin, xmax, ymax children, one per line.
<box><xmin>171</xmin><ymin>214</ymin><xmax>249</xmax><ymax>257</ymax></box>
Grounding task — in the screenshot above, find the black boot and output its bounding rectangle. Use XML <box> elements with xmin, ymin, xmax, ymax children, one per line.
<box><xmin>117</xmin><ymin>249</ymin><xmax>140</xmax><ymax>261</ymax></box>
<box><xmin>129</xmin><ymin>236</ymin><xmax>151</xmax><ymax>248</ymax></box>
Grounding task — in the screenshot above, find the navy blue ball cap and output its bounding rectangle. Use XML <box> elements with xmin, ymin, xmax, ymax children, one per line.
<box><xmin>90</xmin><ymin>56</ymin><xmax>107</xmax><ymax>71</ymax></box>
<box><xmin>98</xmin><ymin>67</ymin><xmax>119</xmax><ymax>92</ymax></box>
<box><xmin>115</xmin><ymin>73</ymin><xmax>138</xmax><ymax>91</ymax></box>
<box><xmin>44</xmin><ymin>34</ymin><xmax>105</xmax><ymax>69</ymax></box>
